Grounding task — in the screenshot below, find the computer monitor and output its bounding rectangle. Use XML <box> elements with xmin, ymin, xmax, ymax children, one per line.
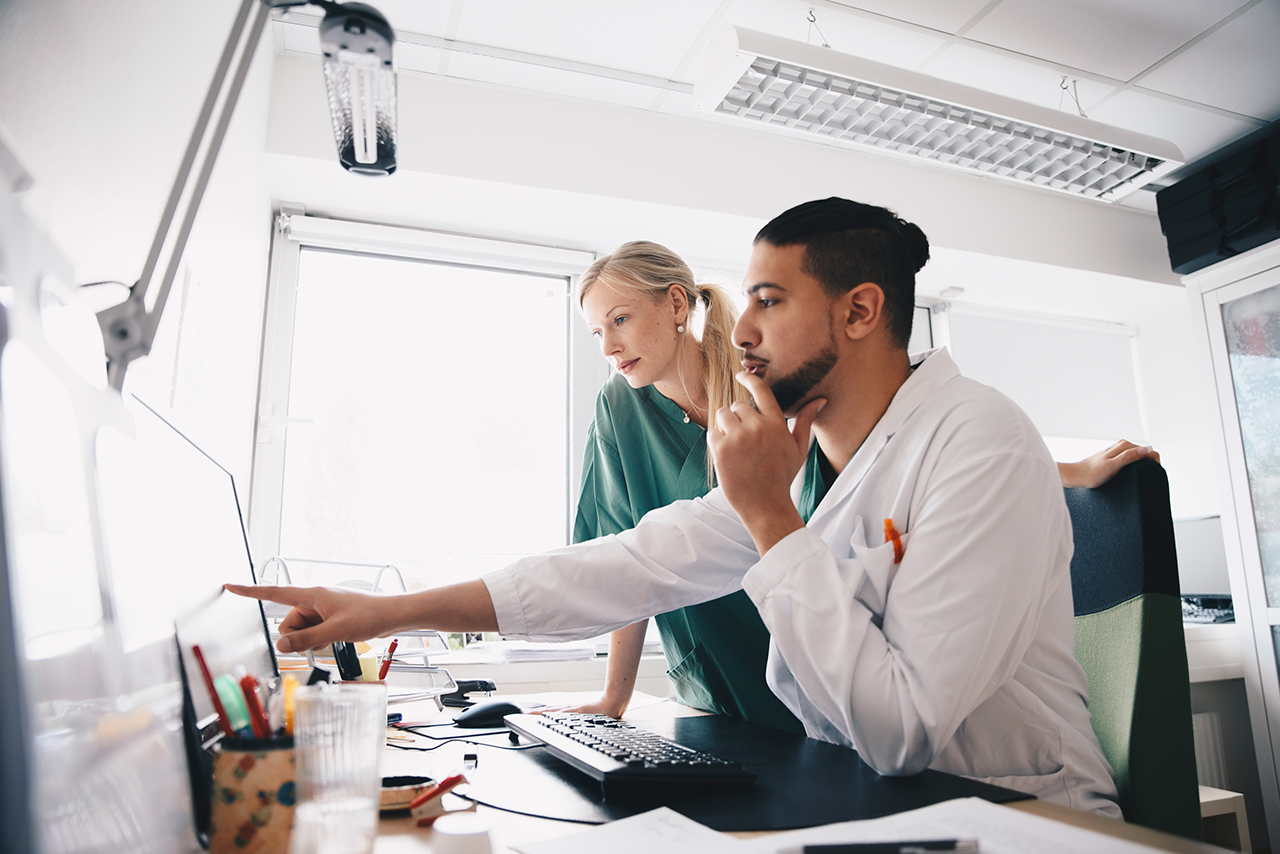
<box><xmin>1174</xmin><ymin>515</ymin><xmax>1233</xmax><ymax>599</ymax></box>
<box><xmin>96</xmin><ymin>395</ymin><xmax>277</xmax><ymax>846</ymax></box>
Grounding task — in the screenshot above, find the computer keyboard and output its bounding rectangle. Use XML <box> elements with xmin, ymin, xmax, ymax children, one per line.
<box><xmin>503</xmin><ymin>712</ymin><xmax>757</xmax><ymax>799</ymax></box>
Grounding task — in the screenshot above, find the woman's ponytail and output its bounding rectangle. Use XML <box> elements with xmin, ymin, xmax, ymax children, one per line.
<box><xmin>696</xmin><ymin>283</ymin><xmax>748</xmax><ymax>484</ymax></box>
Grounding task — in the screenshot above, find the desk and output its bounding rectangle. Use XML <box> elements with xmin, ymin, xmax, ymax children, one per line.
<box><xmin>372</xmin><ymin>694</ymin><xmax>1226</xmax><ymax>854</ymax></box>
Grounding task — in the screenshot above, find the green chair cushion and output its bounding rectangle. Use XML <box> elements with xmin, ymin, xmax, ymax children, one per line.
<box><xmin>1074</xmin><ymin>592</ymin><xmax>1201</xmax><ymax>839</ymax></box>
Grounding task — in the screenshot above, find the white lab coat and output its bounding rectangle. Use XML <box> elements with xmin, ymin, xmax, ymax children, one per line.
<box><xmin>484</xmin><ymin>348</ymin><xmax>1120</xmax><ymax>816</ymax></box>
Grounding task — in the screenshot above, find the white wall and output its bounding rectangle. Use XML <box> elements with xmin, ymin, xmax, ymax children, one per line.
<box><xmin>0</xmin><ymin>0</ymin><xmax>275</xmax><ymax>486</ymax></box>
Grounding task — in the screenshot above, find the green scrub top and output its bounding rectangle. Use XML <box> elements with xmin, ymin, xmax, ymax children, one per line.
<box><xmin>574</xmin><ymin>374</ymin><xmax>804</xmax><ymax>734</ymax></box>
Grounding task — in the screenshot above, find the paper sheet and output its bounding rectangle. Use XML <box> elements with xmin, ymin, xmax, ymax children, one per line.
<box><xmin>512</xmin><ymin>807</ymin><xmax>742</xmax><ymax>854</ymax></box>
<box><xmin>740</xmin><ymin>797</ymin><xmax>1165</xmax><ymax>854</ymax></box>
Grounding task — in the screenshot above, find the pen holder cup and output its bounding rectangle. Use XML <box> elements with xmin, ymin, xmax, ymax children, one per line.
<box><xmin>208</xmin><ymin>736</ymin><xmax>296</xmax><ymax>854</ymax></box>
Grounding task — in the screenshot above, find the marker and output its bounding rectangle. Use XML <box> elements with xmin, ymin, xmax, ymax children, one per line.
<box><xmin>282</xmin><ymin>674</ymin><xmax>299</xmax><ymax>735</ymax></box>
<box><xmin>191</xmin><ymin>644</ymin><xmax>234</xmax><ymax>737</ymax></box>
<box><xmin>239</xmin><ymin>673</ymin><xmax>271</xmax><ymax>739</ymax></box>
<box><xmin>215</xmin><ymin>673</ymin><xmax>252</xmax><ymax>734</ymax></box>
<box><xmin>378</xmin><ymin>638</ymin><xmax>398</xmax><ymax>681</ymax></box>
<box><xmin>332</xmin><ymin>642</ymin><xmax>362</xmax><ymax>681</ymax></box>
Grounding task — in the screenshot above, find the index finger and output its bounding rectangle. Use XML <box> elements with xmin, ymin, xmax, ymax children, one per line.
<box><xmin>224</xmin><ymin>583</ymin><xmax>305</xmax><ymax>605</ymax></box>
<box><xmin>735</xmin><ymin>370</ymin><xmax>784</xmax><ymax>419</ymax></box>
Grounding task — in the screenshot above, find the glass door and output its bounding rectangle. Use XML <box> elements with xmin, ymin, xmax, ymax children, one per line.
<box><xmin>1199</xmin><ymin>254</ymin><xmax>1280</xmax><ymax>847</ymax></box>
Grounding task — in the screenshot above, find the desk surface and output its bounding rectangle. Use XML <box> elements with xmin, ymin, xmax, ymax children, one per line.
<box><xmin>373</xmin><ymin>693</ymin><xmax>1224</xmax><ymax>854</ymax></box>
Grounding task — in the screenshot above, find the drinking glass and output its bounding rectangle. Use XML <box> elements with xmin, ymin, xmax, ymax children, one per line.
<box><xmin>290</xmin><ymin>681</ymin><xmax>387</xmax><ymax>854</ymax></box>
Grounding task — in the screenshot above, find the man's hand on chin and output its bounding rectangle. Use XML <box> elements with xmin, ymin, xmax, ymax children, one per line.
<box><xmin>707</xmin><ymin>371</ymin><xmax>824</xmax><ymax>555</ymax></box>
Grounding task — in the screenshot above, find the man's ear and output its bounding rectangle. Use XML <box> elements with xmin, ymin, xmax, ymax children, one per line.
<box><xmin>837</xmin><ymin>283</ymin><xmax>885</xmax><ymax>342</ymax></box>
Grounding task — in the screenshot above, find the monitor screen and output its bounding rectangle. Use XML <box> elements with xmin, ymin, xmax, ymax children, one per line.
<box><xmin>1174</xmin><ymin>515</ymin><xmax>1232</xmax><ymax>598</ymax></box>
<box><xmin>96</xmin><ymin>395</ymin><xmax>276</xmax><ymax>722</ymax></box>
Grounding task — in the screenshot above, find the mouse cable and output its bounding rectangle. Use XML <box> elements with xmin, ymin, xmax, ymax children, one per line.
<box><xmin>385</xmin><ymin>737</ymin><xmax>539</xmax><ymax>753</ymax></box>
<box><xmin>394</xmin><ymin>724</ymin><xmax>513</xmax><ymax>742</ymax></box>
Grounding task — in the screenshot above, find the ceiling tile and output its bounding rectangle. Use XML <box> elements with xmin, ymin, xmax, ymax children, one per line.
<box><xmin>724</xmin><ymin>0</ymin><xmax>947</xmax><ymax>68</ymax></box>
<box><xmin>452</xmin><ymin>0</ymin><xmax>722</xmax><ymax>79</ymax></box>
<box><xmin>827</xmin><ymin>0</ymin><xmax>996</xmax><ymax>35</ymax></box>
<box><xmin>1086</xmin><ymin>89</ymin><xmax>1259</xmax><ymax>164</ymax></box>
<box><xmin>1137</xmin><ymin>0</ymin><xmax>1280</xmax><ymax>122</ymax></box>
<box><xmin>278</xmin><ymin>19</ymin><xmax>320</xmax><ymax>54</ymax></box>
<box><xmin>922</xmin><ymin>43</ymin><xmax>1117</xmax><ymax>113</ymax></box>
<box><xmin>965</xmin><ymin>0</ymin><xmax>1249</xmax><ymax>82</ymax></box>
<box><xmin>441</xmin><ymin>53</ymin><xmax>662</xmax><ymax>109</ymax></box>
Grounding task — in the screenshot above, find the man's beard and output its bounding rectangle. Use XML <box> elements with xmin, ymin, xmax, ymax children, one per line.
<box><xmin>770</xmin><ymin>341</ymin><xmax>838</xmax><ymax>413</ymax></box>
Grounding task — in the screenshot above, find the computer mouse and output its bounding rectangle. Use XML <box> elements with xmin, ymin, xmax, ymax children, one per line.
<box><xmin>452</xmin><ymin>699</ymin><xmax>522</xmax><ymax>728</ymax></box>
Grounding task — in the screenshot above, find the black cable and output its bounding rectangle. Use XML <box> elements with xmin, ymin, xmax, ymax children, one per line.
<box><xmin>386</xmin><ymin>738</ymin><xmax>539</xmax><ymax>753</ymax></box>
<box><xmin>394</xmin><ymin>724</ymin><xmax>514</xmax><ymax>743</ymax></box>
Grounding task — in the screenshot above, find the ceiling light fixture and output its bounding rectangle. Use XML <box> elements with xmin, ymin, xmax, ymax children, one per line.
<box><xmin>695</xmin><ymin>26</ymin><xmax>1182</xmax><ymax>203</ymax></box>
<box><xmin>95</xmin><ymin>0</ymin><xmax>397</xmax><ymax>389</ymax></box>
<box><xmin>319</xmin><ymin>2</ymin><xmax>397</xmax><ymax>176</ymax></box>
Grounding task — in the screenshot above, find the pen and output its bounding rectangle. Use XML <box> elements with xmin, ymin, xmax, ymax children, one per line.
<box><xmin>191</xmin><ymin>644</ymin><xmax>234</xmax><ymax>737</ymax></box>
<box><xmin>239</xmin><ymin>673</ymin><xmax>272</xmax><ymax>738</ymax></box>
<box><xmin>883</xmin><ymin>518</ymin><xmax>904</xmax><ymax>564</ymax></box>
<box><xmin>378</xmin><ymin>638</ymin><xmax>398</xmax><ymax>681</ymax></box>
<box><xmin>798</xmin><ymin>841</ymin><xmax>978</xmax><ymax>854</ymax></box>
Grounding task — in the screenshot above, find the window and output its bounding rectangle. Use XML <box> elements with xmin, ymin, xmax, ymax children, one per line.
<box><xmin>935</xmin><ymin>304</ymin><xmax>1145</xmax><ymax>461</ymax></box>
<box><xmin>250</xmin><ymin>216</ymin><xmax>600</xmax><ymax>590</ymax></box>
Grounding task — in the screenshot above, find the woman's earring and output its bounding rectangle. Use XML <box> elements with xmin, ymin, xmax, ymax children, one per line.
<box><xmin>677</xmin><ymin>325</ymin><xmax>684</xmax><ymax>333</ymax></box>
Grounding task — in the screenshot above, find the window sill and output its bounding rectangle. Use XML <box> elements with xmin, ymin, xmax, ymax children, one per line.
<box><xmin>403</xmin><ymin>651</ymin><xmax>673</xmax><ymax>697</ymax></box>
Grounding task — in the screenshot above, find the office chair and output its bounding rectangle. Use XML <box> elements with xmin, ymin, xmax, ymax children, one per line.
<box><xmin>1064</xmin><ymin>457</ymin><xmax>1202</xmax><ymax>840</ymax></box>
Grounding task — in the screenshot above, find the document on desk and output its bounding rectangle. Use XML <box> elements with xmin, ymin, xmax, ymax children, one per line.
<box><xmin>740</xmin><ymin>797</ymin><xmax>1164</xmax><ymax>853</ymax></box>
<box><xmin>469</xmin><ymin>640</ymin><xmax>596</xmax><ymax>662</ymax></box>
<box><xmin>512</xmin><ymin>806</ymin><xmax>742</xmax><ymax>854</ymax></box>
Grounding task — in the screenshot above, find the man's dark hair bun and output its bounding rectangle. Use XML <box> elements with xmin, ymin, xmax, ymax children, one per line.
<box><xmin>900</xmin><ymin>221</ymin><xmax>930</xmax><ymax>274</ymax></box>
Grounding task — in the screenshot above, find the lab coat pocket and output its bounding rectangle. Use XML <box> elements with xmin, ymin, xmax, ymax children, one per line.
<box><xmin>971</xmin><ymin>763</ymin><xmax>1070</xmax><ymax>805</ymax></box>
<box><xmin>847</xmin><ymin>533</ymin><xmax>909</xmax><ymax>619</ymax></box>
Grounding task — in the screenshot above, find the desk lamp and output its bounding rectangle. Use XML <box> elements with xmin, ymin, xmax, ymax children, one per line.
<box><xmin>95</xmin><ymin>0</ymin><xmax>397</xmax><ymax>391</ymax></box>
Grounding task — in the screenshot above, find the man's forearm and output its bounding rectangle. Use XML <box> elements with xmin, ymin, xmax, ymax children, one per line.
<box><xmin>394</xmin><ymin>579</ymin><xmax>499</xmax><ymax>633</ymax></box>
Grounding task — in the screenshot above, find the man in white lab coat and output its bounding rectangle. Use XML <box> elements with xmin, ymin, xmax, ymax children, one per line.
<box><xmin>230</xmin><ymin>198</ymin><xmax>1120</xmax><ymax>815</ymax></box>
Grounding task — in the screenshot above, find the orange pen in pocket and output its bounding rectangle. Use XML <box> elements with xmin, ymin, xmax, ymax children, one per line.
<box><xmin>884</xmin><ymin>518</ymin><xmax>904</xmax><ymax>564</ymax></box>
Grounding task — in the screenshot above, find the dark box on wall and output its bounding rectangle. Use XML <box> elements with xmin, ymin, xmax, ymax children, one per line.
<box><xmin>1156</xmin><ymin>127</ymin><xmax>1280</xmax><ymax>275</ymax></box>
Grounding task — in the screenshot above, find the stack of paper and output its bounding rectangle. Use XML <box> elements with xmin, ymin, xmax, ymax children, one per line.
<box><xmin>469</xmin><ymin>640</ymin><xmax>597</xmax><ymax>663</ymax></box>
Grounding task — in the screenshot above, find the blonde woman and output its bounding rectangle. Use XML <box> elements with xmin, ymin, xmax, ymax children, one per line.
<box><xmin>567</xmin><ymin>241</ymin><xmax>805</xmax><ymax>732</ymax></box>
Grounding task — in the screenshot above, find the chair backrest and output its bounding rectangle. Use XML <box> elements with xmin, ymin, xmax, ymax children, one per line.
<box><xmin>1064</xmin><ymin>458</ymin><xmax>1202</xmax><ymax>839</ymax></box>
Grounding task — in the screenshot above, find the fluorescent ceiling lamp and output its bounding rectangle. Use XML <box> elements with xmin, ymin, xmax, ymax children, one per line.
<box><xmin>695</xmin><ymin>26</ymin><xmax>1183</xmax><ymax>203</ymax></box>
<box><xmin>319</xmin><ymin>2</ymin><xmax>397</xmax><ymax>176</ymax></box>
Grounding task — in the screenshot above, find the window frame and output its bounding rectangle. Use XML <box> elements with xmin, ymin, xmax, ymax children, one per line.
<box><xmin>246</xmin><ymin>211</ymin><xmax>603</xmax><ymax>567</ymax></box>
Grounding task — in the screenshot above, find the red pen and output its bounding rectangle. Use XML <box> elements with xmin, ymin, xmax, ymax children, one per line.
<box><xmin>192</xmin><ymin>644</ymin><xmax>234</xmax><ymax>737</ymax></box>
<box><xmin>239</xmin><ymin>673</ymin><xmax>271</xmax><ymax>739</ymax></box>
<box><xmin>378</xmin><ymin>638</ymin><xmax>399</xmax><ymax>681</ymax></box>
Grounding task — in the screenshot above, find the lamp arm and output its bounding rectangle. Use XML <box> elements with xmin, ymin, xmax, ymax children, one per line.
<box><xmin>96</xmin><ymin>0</ymin><xmax>312</xmax><ymax>390</ymax></box>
